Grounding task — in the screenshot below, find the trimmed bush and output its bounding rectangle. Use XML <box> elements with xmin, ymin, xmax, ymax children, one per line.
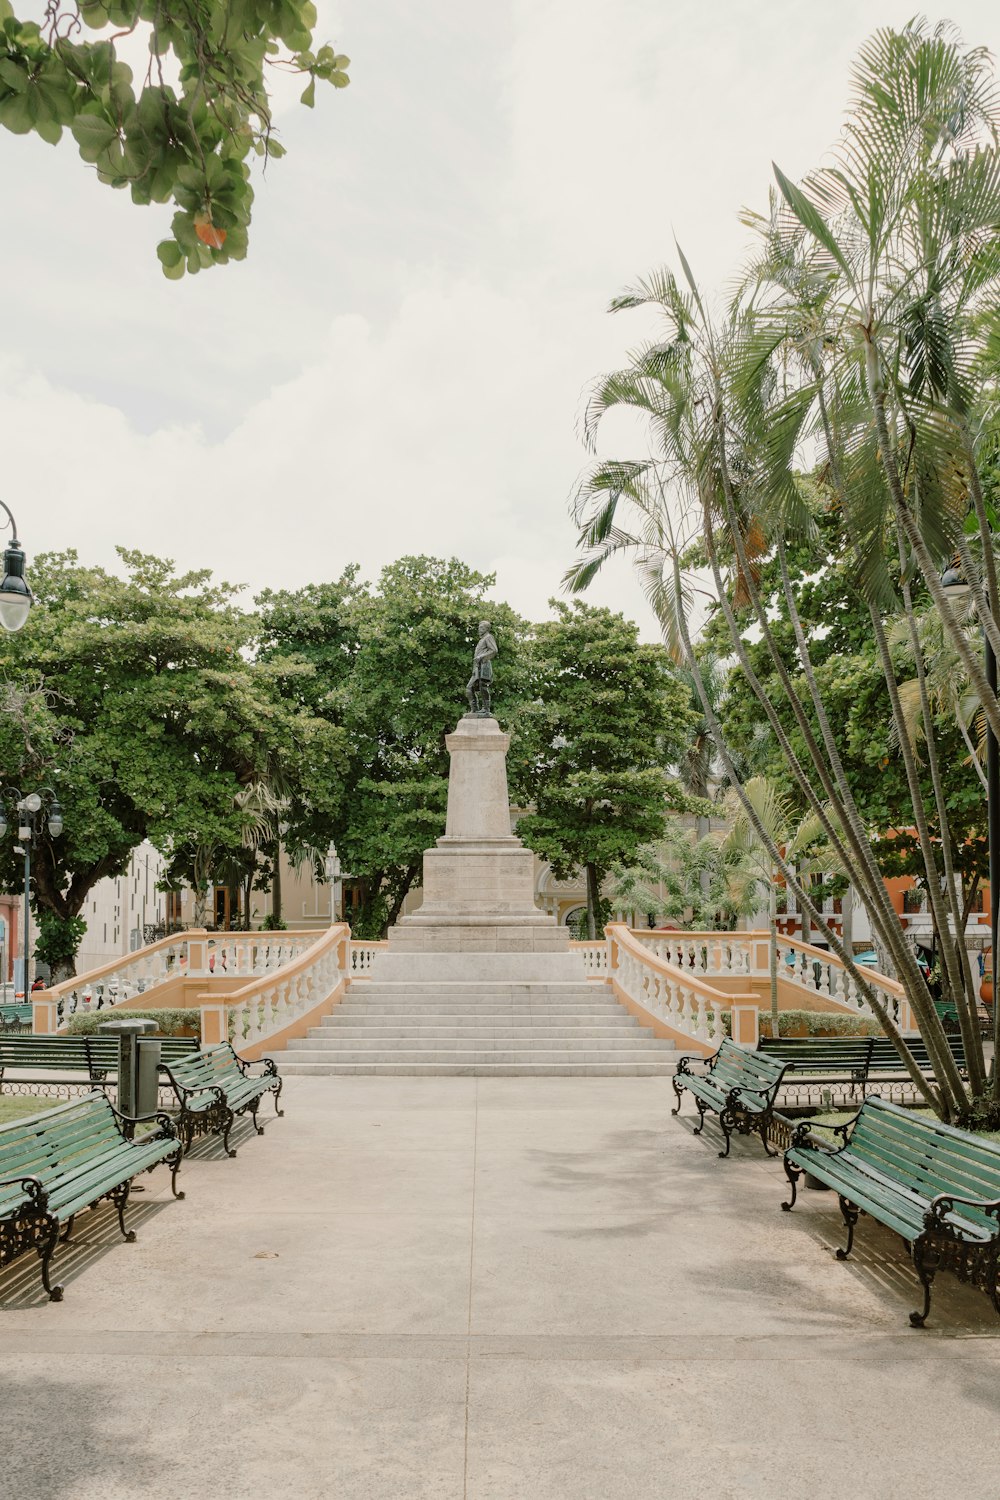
<box><xmin>64</xmin><ymin>1008</ymin><xmax>200</xmax><ymax>1038</ymax></box>
<box><xmin>758</xmin><ymin>1009</ymin><xmax>883</xmax><ymax>1038</ymax></box>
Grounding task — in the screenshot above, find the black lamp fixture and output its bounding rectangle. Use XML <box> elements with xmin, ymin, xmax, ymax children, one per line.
<box><xmin>0</xmin><ymin>501</ymin><xmax>32</xmax><ymax>633</ymax></box>
<box><xmin>0</xmin><ymin>785</ymin><xmax>64</xmax><ymax>993</ymax></box>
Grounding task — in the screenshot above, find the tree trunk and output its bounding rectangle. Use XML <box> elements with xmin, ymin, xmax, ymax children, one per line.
<box><xmin>385</xmin><ymin>865</ymin><xmax>419</xmax><ymax>934</ymax></box>
<box><xmin>585</xmin><ymin>864</ymin><xmax>601</xmax><ymax>940</ymax></box>
<box><xmin>769</xmin><ymin>882</ymin><xmax>779</xmax><ymax>1036</ymax></box>
<box><xmin>271</xmin><ymin>835</ymin><xmax>283</xmax><ymax>926</ymax></box>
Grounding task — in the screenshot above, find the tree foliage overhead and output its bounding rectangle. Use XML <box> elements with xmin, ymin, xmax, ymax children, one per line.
<box><xmin>0</xmin><ymin>0</ymin><xmax>349</xmax><ymax>276</ymax></box>
<box><xmin>513</xmin><ymin>600</ymin><xmax>695</xmax><ymax>939</ymax></box>
<box><xmin>0</xmin><ymin>548</ymin><xmax>347</xmax><ymax>971</ymax></box>
<box><xmin>259</xmin><ymin>557</ymin><xmax>530</xmax><ymax>939</ymax></box>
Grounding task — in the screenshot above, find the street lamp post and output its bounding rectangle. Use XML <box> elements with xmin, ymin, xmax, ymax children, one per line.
<box><xmin>324</xmin><ymin>843</ymin><xmax>342</xmax><ymax>925</ymax></box>
<box><xmin>0</xmin><ymin>789</ymin><xmax>64</xmax><ymax>993</ymax></box>
<box><xmin>940</xmin><ymin>566</ymin><xmax>999</xmax><ymax>1066</ymax></box>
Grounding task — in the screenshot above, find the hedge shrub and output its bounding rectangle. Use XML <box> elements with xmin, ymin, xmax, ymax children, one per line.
<box><xmin>65</xmin><ymin>1008</ymin><xmax>200</xmax><ymax>1038</ymax></box>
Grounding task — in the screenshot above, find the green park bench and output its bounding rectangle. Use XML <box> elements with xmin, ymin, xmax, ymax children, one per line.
<box><xmin>671</xmin><ymin>1038</ymin><xmax>790</xmax><ymax>1158</ymax></box>
<box><xmin>759</xmin><ymin>1034</ymin><xmax>969</xmax><ymax>1093</ymax></box>
<box><xmin>758</xmin><ymin>1036</ymin><xmax>873</xmax><ymax>1091</ymax></box>
<box><xmin>0</xmin><ymin>1091</ymin><xmax>183</xmax><ymax>1302</ymax></box>
<box><xmin>0</xmin><ymin>1034</ymin><xmax>200</xmax><ymax>1094</ymax></box>
<box><xmin>0</xmin><ymin>1004</ymin><xmax>32</xmax><ymax>1035</ymax></box>
<box><xmin>158</xmin><ymin>1042</ymin><xmax>283</xmax><ymax>1157</ymax></box>
<box><xmin>868</xmin><ymin>1034</ymin><xmax>967</xmax><ymax>1080</ymax></box>
<box><xmin>781</xmin><ymin>1097</ymin><xmax>1000</xmax><ymax>1327</ymax></box>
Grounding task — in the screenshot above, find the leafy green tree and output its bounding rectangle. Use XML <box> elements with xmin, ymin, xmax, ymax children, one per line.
<box><xmin>0</xmin><ymin>549</ymin><xmax>347</xmax><ymax>972</ymax></box>
<box><xmin>0</xmin><ymin>0</ymin><xmax>349</xmax><ymax>276</ymax></box>
<box><xmin>259</xmin><ymin>558</ymin><xmax>529</xmax><ymax>938</ymax></box>
<box><xmin>513</xmin><ymin>601</ymin><xmax>695</xmax><ymax>939</ymax></box>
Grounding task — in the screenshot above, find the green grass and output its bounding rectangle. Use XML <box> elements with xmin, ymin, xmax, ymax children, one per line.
<box><xmin>0</xmin><ymin>1095</ymin><xmax>62</xmax><ymax>1126</ymax></box>
<box><xmin>809</xmin><ymin>1106</ymin><xmax>1000</xmax><ymax>1144</ymax></box>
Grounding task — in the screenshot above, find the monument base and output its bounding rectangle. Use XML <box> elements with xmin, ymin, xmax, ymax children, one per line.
<box><xmin>383</xmin><ymin>711</ymin><xmax>572</xmax><ymax>974</ymax></box>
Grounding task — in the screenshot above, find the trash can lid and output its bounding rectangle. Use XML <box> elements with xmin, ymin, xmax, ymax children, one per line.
<box><xmin>97</xmin><ymin>1018</ymin><xmax>158</xmax><ymax>1033</ymax></box>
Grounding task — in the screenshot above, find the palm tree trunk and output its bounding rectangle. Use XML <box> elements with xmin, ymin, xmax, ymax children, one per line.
<box><xmin>898</xmin><ymin>560</ymin><xmax>987</xmax><ymax>1095</ymax></box>
<box><xmin>703</xmin><ymin>498</ymin><xmax>938</xmax><ymax>1018</ymax></box>
<box><xmin>769</xmin><ymin>882</ymin><xmax>779</xmax><ymax>1035</ymax></box>
<box><xmin>867</xmin><ymin>379</ymin><xmax>1000</xmax><ymax>743</ymax></box>
<box><xmin>271</xmin><ymin>835</ymin><xmax>283</xmax><ymax>927</ymax></box>
<box><xmin>668</xmin><ymin>549</ymin><xmax>942</xmax><ymax>1111</ymax></box>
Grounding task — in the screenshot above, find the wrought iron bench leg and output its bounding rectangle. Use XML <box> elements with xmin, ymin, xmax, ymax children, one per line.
<box><xmin>37</xmin><ymin>1222</ymin><xmax>63</xmax><ymax>1302</ymax></box>
<box><xmin>167</xmin><ymin>1144</ymin><xmax>185</xmax><ymax>1200</ymax></box>
<box><xmin>114</xmin><ymin>1184</ymin><xmax>137</xmax><ymax>1243</ymax></box>
<box><xmin>910</xmin><ymin>1240</ymin><xmax>936</xmax><ymax>1327</ymax></box>
<box><xmin>670</xmin><ymin>1077</ymin><xmax>685</xmax><ymax>1115</ymax></box>
<box><xmin>272</xmin><ymin>1078</ymin><xmax>284</xmax><ymax>1117</ymax></box>
<box><xmin>717</xmin><ymin>1105</ymin><xmax>735</xmax><ymax>1159</ymax></box>
<box><xmin>250</xmin><ymin>1099</ymin><xmax>265</xmax><ymax>1136</ymax></box>
<box><xmin>835</xmin><ymin>1195</ymin><xmax>859</xmax><ymax>1259</ymax></box>
<box><xmin>781</xmin><ymin>1156</ymin><xmax>800</xmax><ymax>1211</ymax></box>
<box><xmin>221</xmin><ymin>1106</ymin><xmax>238</xmax><ymax>1158</ymax></box>
<box><xmin>692</xmin><ymin>1099</ymin><xmax>708</xmax><ymax>1136</ymax></box>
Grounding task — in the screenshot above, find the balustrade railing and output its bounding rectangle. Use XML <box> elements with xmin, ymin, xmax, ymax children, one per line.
<box><xmin>573</xmin><ymin>941</ymin><xmax>610</xmax><ymax>977</ymax></box>
<box><xmin>606</xmin><ymin>926</ymin><xmax>744</xmax><ymax>1050</ymax></box>
<box><xmin>201</xmin><ymin>925</ymin><xmax>351</xmax><ymax>1050</ymax></box>
<box><xmin>774</xmin><ymin>934</ymin><xmax>913</xmax><ymax>1030</ymax></box>
<box><xmin>629</xmin><ymin>930</ymin><xmax>754</xmax><ymax>977</ymax></box>
<box><xmin>625</xmin><ymin>927</ymin><xmax>914</xmax><ymax>1032</ymax></box>
<box><xmin>349</xmin><ymin>941</ymin><xmax>386</xmax><ymax>975</ymax></box>
<box><xmin>43</xmin><ymin>928</ymin><xmax>327</xmax><ymax>1030</ymax></box>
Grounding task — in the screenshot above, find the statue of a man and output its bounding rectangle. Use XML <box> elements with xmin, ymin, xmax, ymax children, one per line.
<box><xmin>466</xmin><ymin>621</ymin><xmax>498</xmax><ymax>717</ymax></box>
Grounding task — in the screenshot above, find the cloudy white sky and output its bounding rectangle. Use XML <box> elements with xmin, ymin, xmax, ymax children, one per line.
<box><xmin>2</xmin><ymin>0</ymin><xmax>999</xmax><ymax>634</ymax></box>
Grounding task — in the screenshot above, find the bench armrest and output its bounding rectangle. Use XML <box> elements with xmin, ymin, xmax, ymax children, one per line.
<box><xmin>788</xmin><ymin>1109</ymin><xmax>864</xmax><ymax>1150</ymax></box>
<box><xmin>925</xmin><ymin>1191</ymin><xmax>1000</xmax><ymax>1229</ymax></box>
<box><xmin>158</xmin><ymin>1062</ymin><xmax>226</xmax><ymax>1106</ymax></box>
<box><xmin>0</xmin><ymin>1173</ymin><xmax>48</xmax><ymax>1207</ymax></box>
<box><xmin>106</xmin><ymin>1101</ymin><xmax>180</xmax><ymax>1142</ymax></box>
<box><xmin>230</xmin><ymin>1051</ymin><xmax>279</xmax><ymax>1079</ymax></box>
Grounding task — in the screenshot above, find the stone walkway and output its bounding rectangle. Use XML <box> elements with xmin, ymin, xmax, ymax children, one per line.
<box><xmin>3</xmin><ymin>1077</ymin><xmax>1000</xmax><ymax>1499</ymax></box>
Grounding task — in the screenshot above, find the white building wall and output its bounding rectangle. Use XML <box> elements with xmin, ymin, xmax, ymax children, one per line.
<box><xmin>75</xmin><ymin>843</ymin><xmax>166</xmax><ymax>975</ymax></box>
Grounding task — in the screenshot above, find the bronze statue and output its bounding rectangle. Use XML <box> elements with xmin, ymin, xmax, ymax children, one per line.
<box><xmin>465</xmin><ymin>621</ymin><xmax>498</xmax><ymax>717</ymax></box>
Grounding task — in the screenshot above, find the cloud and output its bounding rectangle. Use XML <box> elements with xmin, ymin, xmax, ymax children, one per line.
<box><xmin>2</xmin><ymin>0</ymin><xmax>998</xmax><ymax>640</ymax></box>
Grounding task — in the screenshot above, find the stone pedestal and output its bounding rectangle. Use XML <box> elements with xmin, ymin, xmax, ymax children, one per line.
<box><xmin>386</xmin><ymin>716</ymin><xmax>571</xmax><ymax>966</ymax></box>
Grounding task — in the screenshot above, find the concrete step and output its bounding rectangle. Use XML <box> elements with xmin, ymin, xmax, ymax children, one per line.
<box><xmin>278</xmin><ymin>1047</ymin><xmax>674</xmax><ymax>1064</ymax></box>
<box><xmin>356</xmin><ymin>982</ymin><xmax>599</xmax><ymax>993</ymax></box>
<box><xmin>327</xmin><ymin>1014</ymin><xmax>631</xmax><ymax>1024</ymax></box>
<box><xmin>301</xmin><ymin>1023</ymin><xmax>645</xmax><ymax>1038</ymax></box>
<box><xmin>333</xmin><ymin>1002</ymin><xmax>624</xmax><ymax>1014</ymax></box>
<box><xmin>272</xmin><ymin>973</ymin><xmax>674</xmax><ymax>1076</ymax></box>
<box><xmin>279</xmin><ymin>1061</ymin><xmax>679</xmax><ymax>1076</ymax></box>
<box><xmin>286</xmin><ymin>1033</ymin><xmax>668</xmax><ymax>1052</ymax></box>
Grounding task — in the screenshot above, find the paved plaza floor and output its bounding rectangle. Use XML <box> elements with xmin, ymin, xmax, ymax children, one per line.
<box><xmin>3</xmin><ymin>1076</ymin><xmax>1000</xmax><ymax>1499</ymax></box>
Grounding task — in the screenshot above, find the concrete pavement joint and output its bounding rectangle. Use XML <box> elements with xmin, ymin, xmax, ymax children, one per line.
<box><xmin>463</xmin><ymin>1075</ymin><xmax>479</xmax><ymax>1500</ymax></box>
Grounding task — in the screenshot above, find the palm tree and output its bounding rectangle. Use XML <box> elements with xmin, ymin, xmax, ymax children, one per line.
<box><xmin>563</xmin><ymin>20</ymin><xmax>1000</xmax><ymax>1119</ymax></box>
<box><xmin>720</xmin><ymin>777</ymin><xmax>838</xmax><ymax>1034</ymax></box>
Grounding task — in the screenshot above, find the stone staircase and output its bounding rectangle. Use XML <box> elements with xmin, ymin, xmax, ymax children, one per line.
<box><xmin>279</xmin><ymin>979</ymin><xmax>678</xmax><ymax>1076</ymax></box>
